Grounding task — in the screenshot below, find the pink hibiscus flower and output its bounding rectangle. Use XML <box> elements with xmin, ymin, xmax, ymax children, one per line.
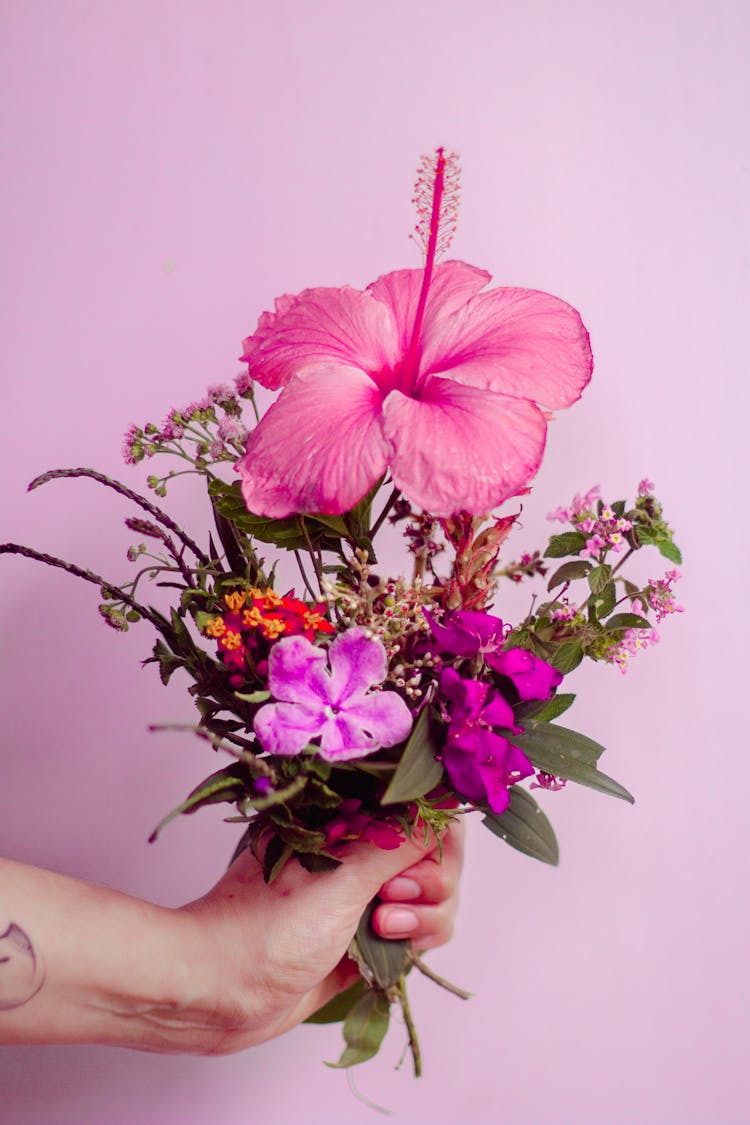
<box><xmin>237</xmin><ymin>149</ymin><xmax>592</xmax><ymax>518</ymax></box>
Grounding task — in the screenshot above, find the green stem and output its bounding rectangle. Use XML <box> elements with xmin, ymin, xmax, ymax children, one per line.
<box><xmin>398</xmin><ymin>976</ymin><xmax>422</xmax><ymax>1078</ymax></box>
<box><xmin>369</xmin><ymin>486</ymin><xmax>401</xmax><ymax>541</ymax></box>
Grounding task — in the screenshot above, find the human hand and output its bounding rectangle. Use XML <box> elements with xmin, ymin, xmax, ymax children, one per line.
<box><xmin>177</xmin><ymin>819</ymin><xmax>465</xmax><ymax>1054</ymax></box>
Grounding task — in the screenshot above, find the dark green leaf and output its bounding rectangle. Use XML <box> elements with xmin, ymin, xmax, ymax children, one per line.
<box><xmin>588</xmin><ymin>564</ymin><xmax>612</xmax><ymax>595</ymax></box>
<box><xmin>590</xmin><ymin>582</ymin><xmax>616</xmax><ymax>619</ymax></box>
<box><xmin>297</xmin><ymin>851</ymin><xmax>342</xmax><ymax>874</ymax></box>
<box><xmin>515</xmin><ymin>692</ymin><xmax>576</xmax><ymax>723</ymax></box>
<box><xmin>382</xmin><ymin>706</ymin><xmax>445</xmax><ymax>805</ymax></box>
<box><xmin>507</xmin><ymin>720</ymin><xmax>634</xmax><ymax>803</ymax></box>
<box><xmin>326</xmin><ymin>988</ymin><xmax>391</xmax><ymax>1069</ymax></box>
<box><xmin>350</xmin><ymin>901</ymin><xmax>410</xmax><ymax>991</ymax></box>
<box><xmin>305</xmin><ymin>979</ymin><xmax>367</xmax><ymax>1024</ymax></box>
<box><xmin>547</xmin><ymin>560</ymin><xmax>591</xmax><ymax>590</ymax></box>
<box><xmin>483</xmin><ymin>787</ymin><xmax>559</xmax><ymax>865</ymax></box>
<box><xmin>606</xmin><ymin>613</ymin><xmax>652</xmax><ymax>631</ymax></box>
<box><xmin>549</xmin><ymin>641</ymin><xmax>584</xmax><ymax>674</ymax></box>
<box><xmin>263</xmin><ymin>835</ymin><xmax>293</xmax><ymax>883</ymax></box>
<box><xmin>544</xmin><ymin>532</ymin><xmax>587</xmax><ymax>559</ymax></box>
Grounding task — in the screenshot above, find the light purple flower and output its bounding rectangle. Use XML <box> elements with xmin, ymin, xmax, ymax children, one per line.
<box><xmin>253</xmin><ymin>627</ymin><xmax>413</xmax><ymax>762</ymax></box>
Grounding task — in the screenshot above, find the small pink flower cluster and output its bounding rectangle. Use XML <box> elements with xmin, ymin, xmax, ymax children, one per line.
<box><xmin>122</xmin><ymin>381</ymin><xmax>249</xmax><ymax>466</ymax></box>
<box><xmin>606</xmin><ymin>626</ymin><xmax>660</xmax><ymax>673</ymax></box>
<box><xmin>644</xmin><ymin>569</ymin><xmax>684</xmax><ymax>623</ymax></box>
<box><xmin>549</xmin><ymin>485</ymin><xmax>633</xmax><ymax>558</ymax></box>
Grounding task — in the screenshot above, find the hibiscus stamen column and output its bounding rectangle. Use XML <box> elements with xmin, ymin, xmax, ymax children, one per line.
<box><xmin>405</xmin><ymin>147</ymin><xmax>461</xmax><ymax>392</ymax></box>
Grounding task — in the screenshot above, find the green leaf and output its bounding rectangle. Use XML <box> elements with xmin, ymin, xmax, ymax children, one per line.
<box><xmin>148</xmin><ymin>763</ymin><xmax>249</xmax><ymax>842</ymax></box>
<box><xmin>590</xmin><ymin>582</ymin><xmax>616</xmax><ymax>619</ymax></box>
<box><xmin>658</xmin><ymin>539</ymin><xmax>682</xmax><ymax>564</ymax></box>
<box><xmin>350</xmin><ymin>901</ymin><xmax>410</xmax><ymax>991</ymax></box>
<box><xmin>515</xmin><ymin>692</ymin><xmax>576</xmax><ymax>723</ymax></box>
<box><xmin>544</xmin><ymin>532</ymin><xmax>587</xmax><ymax>558</ymax></box>
<box><xmin>297</xmin><ymin>851</ymin><xmax>342</xmax><ymax>874</ymax></box>
<box><xmin>605</xmin><ymin>613</ymin><xmax>652</xmax><ymax>631</ymax></box>
<box><xmin>549</xmin><ymin>641</ymin><xmax>584</xmax><ymax>674</ymax></box>
<box><xmin>482</xmin><ymin>787</ymin><xmax>559</xmax><ymax>865</ymax></box>
<box><xmin>326</xmin><ymin>988</ymin><xmax>391</xmax><ymax>1069</ymax></box>
<box><xmin>233</xmin><ymin>689</ymin><xmax>271</xmax><ymax>703</ymax></box>
<box><xmin>588</xmin><ymin>564</ymin><xmax>612</xmax><ymax>595</ymax></box>
<box><xmin>263</xmin><ymin>835</ymin><xmax>293</xmax><ymax>883</ymax></box>
<box><xmin>305</xmin><ymin>979</ymin><xmax>367</xmax><ymax>1024</ymax></box>
<box><xmin>382</xmin><ymin>706</ymin><xmax>445</xmax><ymax>805</ymax></box>
<box><xmin>506</xmin><ymin>720</ymin><xmax>634</xmax><ymax>803</ymax></box>
<box><xmin>547</xmin><ymin>560</ymin><xmax>591</xmax><ymax>590</ymax></box>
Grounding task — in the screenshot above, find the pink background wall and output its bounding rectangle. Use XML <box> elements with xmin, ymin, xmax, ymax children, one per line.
<box><xmin>1</xmin><ymin>2</ymin><xmax>747</xmax><ymax>1122</ymax></box>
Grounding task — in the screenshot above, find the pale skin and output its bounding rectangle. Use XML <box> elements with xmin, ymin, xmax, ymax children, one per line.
<box><xmin>0</xmin><ymin>821</ymin><xmax>463</xmax><ymax>1055</ymax></box>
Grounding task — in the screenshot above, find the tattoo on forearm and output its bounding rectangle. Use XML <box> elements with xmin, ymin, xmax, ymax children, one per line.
<box><xmin>0</xmin><ymin>923</ymin><xmax>46</xmax><ymax>1010</ymax></box>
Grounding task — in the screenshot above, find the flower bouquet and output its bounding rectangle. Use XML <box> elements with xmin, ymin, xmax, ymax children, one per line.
<box><xmin>1</xmin><ymin>148</ymin><xmax>682</xmax><ymax>1075</ymax></box>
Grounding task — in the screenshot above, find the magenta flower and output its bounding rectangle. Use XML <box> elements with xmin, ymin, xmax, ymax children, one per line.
<box><xmin>426</xmin><ymin>608</ymin><xmax>562</xmax><ymax>703</ymax></box>
<box><xmin>237</xmin><ymin>150</ymin><xmax>592</xmax><ymax>518</ymax></box>
<box><xmin>490</xmin><ymin>647</ymin><xmax>563</xmax><ymax>702</ymax></box>
<box><xmin>439</xmin><ymin>668</ymin><xmax>533</xmax><ymax>814</ymax></box>
<box><xmin>253</xmin><ymin>627</ymin><xmax>413</xmax><ymax>762</ymax></box>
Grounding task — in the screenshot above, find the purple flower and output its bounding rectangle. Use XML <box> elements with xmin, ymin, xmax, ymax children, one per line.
<box><xmin>253</xmin><ymin>628</ymin><xmax>413</xmax><ymax>762</ymax></box>
<box><xmin>424</xmin><ymin>608</ymin><xmax>506</xmax><ymax>660</ymax></box>
<box><xmin>439</xmin><ymin>668</ymin><xmax>533</xmax><ymax>815</ymax></box>
<box><xmin>488</xmin><ymin>647</ymin><xmax>563</xmax><ymax>702</ymax></box>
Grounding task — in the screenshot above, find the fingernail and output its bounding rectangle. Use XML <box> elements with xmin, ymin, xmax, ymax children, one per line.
<box><xmin>380</xmin><ymin>908</ymin><xmax>418</xmax><ymax>936</ymax></box>
<box><xmin>383</xmin><ymin>877</ymin><xmax>421</xmax><ymax>900</ymax></box>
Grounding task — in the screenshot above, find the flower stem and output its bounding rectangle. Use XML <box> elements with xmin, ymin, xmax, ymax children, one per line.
<box><xmin>407</xmin><ymin>949</ymin><xmax>472</xmax><ymax>999</ymax></box>
<box><xmin>397</xmin><ymin>975</ymin><xmax>422</xmax><ymax>1078</ymax></box>
<box><xmin>28</xmin><ymin>468</ymin><xmax>210</xmax><ymax>566</ymax></box>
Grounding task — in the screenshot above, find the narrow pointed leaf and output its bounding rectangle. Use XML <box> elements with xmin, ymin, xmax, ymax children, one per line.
<box><xmin>482</xmin><ymin>787</ymin><xmax>559</xmax><ymax>865</ymax></box>
<box><xmin>382</xmin><ymin>707</ymin><xmax>444</xmax><ymax>805</ymax></box>
<box><xmin>505</xmin><ymin>720</ymin><xmax>634</xmax><ymax>803</ymax></box>
<box><xmin>148</xmin><ymin>763</ymin><xmax>248</xmax><ymax>841</ymax></box>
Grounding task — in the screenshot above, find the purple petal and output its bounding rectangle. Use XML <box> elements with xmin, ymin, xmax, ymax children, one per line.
<box><xmin>253</xmin><ymin>700</ymin><xmax>326</xmax><ymax>756</ymax></box>
<box><xmin>342</xmin><ymin>690</ymin><xmax>413</xmax><ymax>748</ymax></box>
<box><xmin>266</xmin><ymin>635</ymin><xmax>331</xmax><ymax>707</ymax></box>
<box><xmin>440</xmin><ymin>667</ymin><xmax>489</xmax><ymax>725</ymax></box>
<box><xmin>442</xmin><ymin>745</ymin><xmax>486</xmax><ymax>804</ymax></box>
<box><xmin>326</xmin><ymin>628</ymin><xmax>389</xmax><ymax>705</ymax></box>
<box><xmin>489</xmin><ymin>648</ymin><xmax>563</xmax><ymax>701</ymax></box>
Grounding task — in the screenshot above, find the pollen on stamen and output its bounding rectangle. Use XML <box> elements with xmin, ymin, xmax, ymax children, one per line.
<box><xmin>410</xmin><ymin>146</ymin><xmax>461</xmax><ymax>260</ymax></box>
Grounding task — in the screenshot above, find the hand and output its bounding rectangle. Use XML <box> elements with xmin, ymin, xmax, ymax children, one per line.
<box><xmin>177</xmin><ymin>819</ymin><xmax>465</xmax><ymax>1054</ymax></box>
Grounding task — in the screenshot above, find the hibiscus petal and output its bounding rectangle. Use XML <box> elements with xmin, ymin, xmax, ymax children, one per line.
<box><xmin>236</xmin><ymin>364</ymin><xmax>389</xmax><ymax>517</ymax></box>
<box><xmin>327</xmin><ymin>628</ymin><xmax>389</xmax><ymax>704</ymax></box>
<box><xmin>382</xmin><ymin>377</ymin><xmax>547</xmax><ymax>516</ymax></box>
<box><xmin>367</xmin><ymin>261</ymin><xmax>490</xmax><ymax>354</ymax></box>
<box><xmin>266</xmin><ymin>634</ymin><xmax>330</xmax><ymax>707</ymax></box>
<box><xmin>253</xmin><ymin>700</ymin><xmax>326</xmax><ymax>756</ymax></box>
<box><xmin>421</xmin><ymin>286</ymin><xmax>593</xmax><ymax>409</ymax></box>
<box><xmin>240</xmin><ymin>286</ymin><xmax>399</xmax><ymax>390</ymax></box>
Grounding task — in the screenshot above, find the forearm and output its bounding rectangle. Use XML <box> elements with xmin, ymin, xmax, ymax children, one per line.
<box><xmin>0</xmin><ymin>859</ymin><xmax>223</xmax><ymax>1053</ymax></box>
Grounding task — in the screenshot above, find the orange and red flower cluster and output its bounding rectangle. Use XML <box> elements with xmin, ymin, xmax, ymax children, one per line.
<box><xmin>203</xmin><ymin>587</ymin><xmax>334</xmax><ymax>685</ymax></box>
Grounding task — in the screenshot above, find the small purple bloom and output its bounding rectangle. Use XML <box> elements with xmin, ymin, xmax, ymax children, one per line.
<box><xmin>487</xmin><ymin>647</ymin><xmax>563</xmax><ymax>702</ymax></box>
<box><xmin>253</xmin><ymin>627</ymin><xmax>413</xmax><ymax>762</ymax></box>
<box><xmin>439</xmin><ymin>668</ymin><xmax>533</xmax><ymax>815</ymax></box>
